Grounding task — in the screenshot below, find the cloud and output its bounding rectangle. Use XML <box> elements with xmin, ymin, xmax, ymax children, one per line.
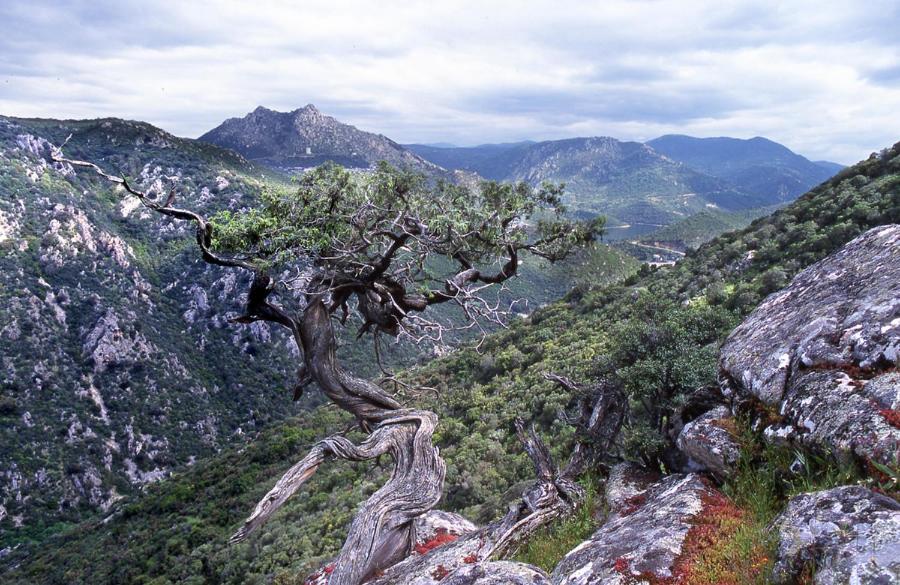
<box><xmin>0</xmin><ymin>0</ymin><xmax>898</xmax><ymax>163</ymax></box>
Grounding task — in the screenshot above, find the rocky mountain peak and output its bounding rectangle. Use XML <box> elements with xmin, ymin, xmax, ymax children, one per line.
<box><xmin>199</xmin><ymin>105</ymin><xmax>442</xmax><ymax>175</ymax></box>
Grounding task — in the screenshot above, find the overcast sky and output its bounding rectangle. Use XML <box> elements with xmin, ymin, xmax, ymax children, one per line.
<box><xmin>1</xmin><ymin>1</ymin><xmax>898</xmax><ymax>164</ymax></box>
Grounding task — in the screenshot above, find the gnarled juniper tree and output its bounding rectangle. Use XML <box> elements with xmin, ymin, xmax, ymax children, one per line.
<box><xmin>53</xmin><ymin>143</ymin><xmax>604</xmax><ymax>584</ymax></box>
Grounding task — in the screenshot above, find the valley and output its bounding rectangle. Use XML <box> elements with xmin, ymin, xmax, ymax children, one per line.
<box><xmin>3</xmin><ymin>134</ymin><xmax>895</xmax><ymax>584</ymax></box>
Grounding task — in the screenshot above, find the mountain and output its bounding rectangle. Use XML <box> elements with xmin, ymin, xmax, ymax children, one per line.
<box><xmin>201</xmin><ymin>108</ymin><xmax>842</xmax><ymax>243</ymax></box>
<box><xmin>814</xmin><ymin>160</ymin><xmax>846</xmax><ymax>174</ymax></box>
<box><xmin>409</xmin><ymin>135</ymin><xmax>843</xmax><ymax>239</ymax></box>
<box><xmin>405</xmin><ymin>141</ymin><xmax>534</xmax><ymax>179</ymax></box>
<box><xmin>414</xmin><ymin>137</ymin><xmax>753</xmax><ymax>236</ymax></box>
<box><xmin>199</xmin><ymin>105</ymin><xmax>445</xmax><ymax>176</ymax></box>
<box><xmin>6</xmin><ymin>139</ymin><xmax>897</xmax><ymax>584</ymax></box>
<box><xmin>647</xmin><ymin>134</ymin><xmax>842</xmax><ymax>206</ymax></box>
<box><xmin>637</xmin><ymin>206</ymin><xmax>779</xmax><ymax>250</ymax></box>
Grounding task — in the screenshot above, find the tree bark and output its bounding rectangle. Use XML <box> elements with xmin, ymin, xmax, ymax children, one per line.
<box><xmin>234</xmin><ymin>299</ymin><xmax>446</xmax><ymax>585</ymax></box>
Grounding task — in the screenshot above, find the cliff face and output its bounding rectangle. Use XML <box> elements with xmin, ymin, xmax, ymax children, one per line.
<box><xmin>0</xmin><ymin>116</ymin><xmax>304</xmax><ymax>542</ymax></box>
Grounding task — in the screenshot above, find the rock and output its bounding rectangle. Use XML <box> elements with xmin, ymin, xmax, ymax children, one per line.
<box><xmin>304</xmin><ymin>510</ymin><xmax>480</xmax><ymax>584</ymax></box>
<box><xmin>413</xmin><ymin>510</ymin><xmax>479</xmax><ymax>550</ymax></box>
<box><xmin>435</xmin><ymin>561</ymin><xmax>550</xmax><ymax>584</ymax></box>
<box><xmin>551</xmin><ymin>474</ymin><xmax>712</xmax><ymax>584</ymax></box>
<box><xmin>720</xmin><ymin>225</ymin><xmax>900</xmax><ymax>465</ymax></box>
<box><xmin>772</xmin><ymin>486</ymin><xmax>900</xmax><ymax>584</ymax></box>
<box><xmin>603</xmin><ymin>462</ymin><xmax>659</xmax><ymax>516</ymax></box>
<box><xmin>82</xmin><ymin>309</ymin><xmax>155</xmax><ymax>373</ymax></box>
<box><xmin>676</xmin><ymin>406</ymin><xmax>741</xmax><ymax>477</ymax></box>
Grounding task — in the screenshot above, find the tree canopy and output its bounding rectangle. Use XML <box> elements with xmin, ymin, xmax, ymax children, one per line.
<box><xmin>209</xmin><ymin>162</ymin><xmax>604</xmax><ymax>341</ymax></box>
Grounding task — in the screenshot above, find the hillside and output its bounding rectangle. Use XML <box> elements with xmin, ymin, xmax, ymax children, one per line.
<box><xmin>637</xmin><ymin>206</ymin><xmax>779</xmax><ymax>250</ymax></box>
<box><xmin>0</xmin><ymin>115</ymin><xmax>638</xmax><ymax>551</ymax></box>
<box><xmin>409</xmin><ymin>135</ymin><xmax>841</xmax><ymax>239</ymax></box>
<box><xmin>199</xmin><ymin>106</ymin><xmax>444</xmax><ymax>177</ymax></box>
<box><xmin>0</xmin><ymin>116</ymin><xmax>320</xmax><ymax>547</ymax></box>
<box><xmin>648</xmin><ymin>134</ymin><xmax>841</xmax><ymax>206</ymax></box>
<box><xmin>7</xmin><ymin>141</ymin><xmax>896</xmax><ymax>584</ymax></box>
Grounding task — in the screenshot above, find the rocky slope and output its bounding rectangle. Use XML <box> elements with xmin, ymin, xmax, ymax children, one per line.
<box><xmin>0</xmin><ymin>116</ymin><xmax>307</xmax><ymax>545</ymax></box>
<box><xmin>4</xmin><ymin>140</ymin><xmax>895</xmax><ymax>583</ymax></box>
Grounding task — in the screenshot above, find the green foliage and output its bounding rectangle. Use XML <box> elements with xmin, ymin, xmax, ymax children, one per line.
<box><xmin>5</xmin><ymin>139</ymin><xmax>899</xmax><ymax>583</ymax></box>
<box><xmin>210</xmin><ymin>162</ymin><xmax>600</xmax><ymax>273</ymax></box>
<box><xmin>639</xmin><ymin>206</ymin><xmax>777</xmax><ymax>250</ymax></box>
<box><xmin>714</xmin><ymin>418</ymin><xmax>876</xmax><ymax>584</ymax></box>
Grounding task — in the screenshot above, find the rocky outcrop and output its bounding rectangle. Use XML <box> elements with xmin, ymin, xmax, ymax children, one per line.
<box><xmin>772</xmin><ymin>486</ymin><xmax>900</xmax><ymax>584</ymax></box>
<box><xmin>412</xmin><ymin>510</ymin><xmax>479</xmax><ymax>550</ymax></box>
<box><xmin>433</xmin><ymin>562</ymin><xmax>550</xmax><ymax>584</ymax></box>
<box><xmin>82</xmin><ymin>309</ymin><xmax>155</xmax><ymax>373</ymax></box>
<box><xmin>720</xmin><ymin>225</ymin><xmax>900</xmax><ymax>465</ymax></box>
<box><xmin>676</xmin><ymin>406</ymin><xmax>741</xmax><ymax>477</ymax></box>
<box><xmin>551</xmin><ymin>473</ymin><xmax>712</xmax><ymax>584</ymax></box>
<box><xmin>303</xmin><ymin>510</ymin><xmax>481</xmax><ymax>585</ymax></box>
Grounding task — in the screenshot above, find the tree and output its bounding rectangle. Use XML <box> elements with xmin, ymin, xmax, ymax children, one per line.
<box><xmin>52</xmin><ymin>143</ymin><xmax>604</xmax><ymax>584</ymax></box>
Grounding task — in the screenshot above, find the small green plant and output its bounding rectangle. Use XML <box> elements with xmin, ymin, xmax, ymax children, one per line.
<box><xmin>512</xmin><ymin>474</ymin><xmax>602</xmax><ymax>572</ymax></box>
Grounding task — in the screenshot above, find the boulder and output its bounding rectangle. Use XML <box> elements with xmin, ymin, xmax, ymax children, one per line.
<box><xmin>772</xmin><ymin>486</ymin><xmax>900</xmax><ymax>584</ymax></box>
<box><xmin>413</xmin><ymin>510</ymin><xmax>479</xmax><ymax>550</ymax></box>
<box><xmin>551</xmin><ymin>474</ymin><xmax>713</xmax><ymax>584</ymax></box>
<box><xmin>720</xmin><ymin>225</ymin><xmax>900</xmax><ymax>465</ymax></box>
<box><xmin>303</xmin><ymin>510</ymin><xmax>479</xmax><ymax>584</ymax></box>
<box><xmin>675</xmin><ymin>406</ymin><xmax>741</xmax><ymax>477</ymax></box>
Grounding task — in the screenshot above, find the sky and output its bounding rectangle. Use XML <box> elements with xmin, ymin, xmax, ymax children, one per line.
<box><xmin>1</xmin><ymin>1</ymin><xmax>899</xmax><ymax>164</ymax></box>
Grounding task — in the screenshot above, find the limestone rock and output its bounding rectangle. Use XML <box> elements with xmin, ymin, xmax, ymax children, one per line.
<box><xmin>772</xmin><ymin>486</ymin><xmax>900</xmax><ymax>584</ymax></box>
<box><xmin>720</xmin><ymin>225</ymin><xmax>900</xmax><ymax>464</ymax></box>
<box><xmin>676</xmin><ymin>406</ymin><xmax>741</xmax><ymax>477</ymax></box>
<box><xmin>551</xmin><ymin>474</ymin><xmax>712</xmax><ymax>584</ymax></box>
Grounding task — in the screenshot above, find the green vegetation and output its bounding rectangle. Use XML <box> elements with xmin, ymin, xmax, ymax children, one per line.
<box><xmin>3</xmin><ymin>140</ymin><xmax>898</xmax><ymax>583</ymax></box>
<box><xmin>513</xmin><ymin>474</ymin><xmax>602</xmax><ymax>573</ymax></box>
<box><xmin>639</xmin><ymin>206</ymin><xmax>778</xmax><ymax>249</ymax></box>
<box><xmin>0</xmin><ymin>115</ymin><xmax>634</xmax><ymax>552</ymax></box>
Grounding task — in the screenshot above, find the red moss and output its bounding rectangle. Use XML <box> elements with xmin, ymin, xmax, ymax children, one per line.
<box><xmin>414</xmin><ymin>528</ymin><xmax>459</xmax><ymax>555</ymax></box>
<box><xmin>614</xmin><ymin>489</ymin><xmax>768</xmax><ymax>585</ymax></box>
<box><xmin>303</xmin><ymin>562</ymin><xmax>336</xmax><ymax>584</ymax></box>
<box><xmin>431</xmin><ymin>564</ymin><xmax>450</xmax><ymax>580</ymax></box>
<box><xmin>878</xmin><ymin>407</ymin><xmax>900</xmax><ymax>429</ymax></box>
<box><xmin>620</xmin><ymin>493</ymin><xmax>647</xmax><ymax>516</ymax></box>
<box><xmin>462</xmin><ymin>553</ymin><xmax>479</xmax><ymax>564</ymax></box>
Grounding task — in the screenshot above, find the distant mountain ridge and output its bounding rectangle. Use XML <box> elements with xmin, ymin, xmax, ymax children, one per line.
<box><xmin>647</xmin><ymin>134</ymin><xmax>839</xmax><ymax>205</ymax></box>
<box><xmin>198</xmin><ymin>105</ymin><xmax>842</xmax><ymax>239</ymax></box>
<box><xmin>199</xmin><ymin>105</ymin><xmax>443</xmax><ymax>176</ymax></box>
<box><xmin>408</xmin><ymin>133</ymin><xmax>842</xmax><ymax>236</ymax></box>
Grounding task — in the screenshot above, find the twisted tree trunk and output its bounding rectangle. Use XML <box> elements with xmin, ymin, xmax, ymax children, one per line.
<box><xmin>232</xmin><ymin>307</ymin><xmax>615</xmax><ymax>584</ymax></box>
<box><xmin>233</xmin><ymin>300</ymin><xmax>446</xmax><ymax>584</ymax></box>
